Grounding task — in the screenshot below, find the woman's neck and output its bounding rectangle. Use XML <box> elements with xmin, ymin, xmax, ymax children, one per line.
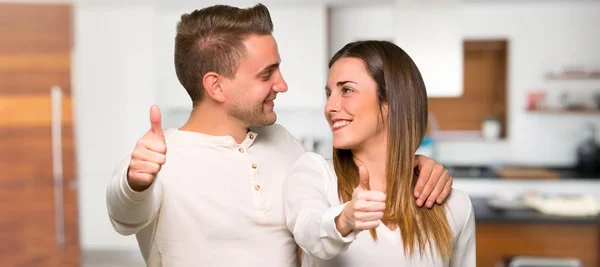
<box><xmin>352</xmin><ymin>136</ymin><xmax>388</xmax><ymax>192</ymax></box>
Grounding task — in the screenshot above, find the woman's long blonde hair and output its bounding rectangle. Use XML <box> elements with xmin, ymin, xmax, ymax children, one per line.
<box><xmin>331</xmin><ymin>40</ymin><xmax>452</xmax><ymax>261</ymax></box>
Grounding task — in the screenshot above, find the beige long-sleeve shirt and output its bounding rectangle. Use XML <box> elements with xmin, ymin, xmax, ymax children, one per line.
<box><xmin>106</xmin><ymin>124</ymin><xmax>304</xmax><ymax>267</ymax></box>
<box><xmin>284</xmin><ymin>152</ymin><xmax>476</xmax><ymax>267</ymax></box>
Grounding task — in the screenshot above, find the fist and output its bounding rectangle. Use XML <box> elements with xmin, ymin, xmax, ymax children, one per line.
<box><xmin>127</xmin><ymin>105</ymin><xmax>167</xmax><ymax>191</ymax></box>
<box><xmin>336</xmin><ymin>165</ymin><xmax>386</xmax><ymax>236</ymax></box>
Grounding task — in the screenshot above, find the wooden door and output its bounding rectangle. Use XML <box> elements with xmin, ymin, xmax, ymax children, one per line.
<box><xmin>0</xmin><ymin>3</ymin><xmax>79</xmax><ymax>266</ymax></box>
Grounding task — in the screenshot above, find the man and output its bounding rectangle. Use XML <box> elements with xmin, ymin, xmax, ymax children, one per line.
<box><xmin>106</xmin><ymin>4</ymin><xmax>453</xmax><ymax>267</ymax></box>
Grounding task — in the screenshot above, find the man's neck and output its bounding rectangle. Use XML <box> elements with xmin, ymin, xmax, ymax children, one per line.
<box><xmin>179</xmin><ymin>102</ymin><xmax>249</xmax><ymax>144</ymax></box>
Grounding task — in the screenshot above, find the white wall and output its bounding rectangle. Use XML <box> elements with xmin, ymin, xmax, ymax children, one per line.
<box><xmin>330</xmin><ymin>3</ymin><xmax>463</xmax><ymax>97</ymax></box>
<box><xmin>154</xmin><ymin>3</ymin><xmax>331</xmax><ymax>149</ymax></box>
<box><xmin>330</xmin><ymin>2</ymin><xmax>600</xmax><ymax>166</ymax></box>
<box><xmin>394</xmin><ymin>0</ymin><xmax>463</xmax><ymax>97</ymax></box>
<box><xmin>155</xmin><ymin>4</ymin><xmax>328</xmax><ymax>112</ymax></box>
<box><xmin>326</xmin><ymin>1</ymin><xmax>600</xmax><ymax>223</ymax></box>
<box><xmin>328</xmin><ymin>5</ymin><xmax>394</xmax><ymax>58</ymax></box>
<box><xmin>438</xmin><ymin>2</ymin><xmax>600</xmax><ymax>166</ymax></box>
<box><xmin>72</xmin><ymin>0</ymin><xmax>600</xmax><ymax>251</ymax></box>
<box><xmin>270</xmin><ymin>6</ymin><xmax>328</xmax><ymax>110</ymax></box>
<box><xmin>454</xmin><ymin>178</ymin><xmax>600</xmax><ymax>200</ymax></box>
<box><xmin>74</xmin><ymin>4</ymin><xmax>158</xmax><ymax>250</ymax></box>
<box><xmin>74</xmin><ymin>2</ymin><xmax>328</xmax><ymax>250</ymax></box>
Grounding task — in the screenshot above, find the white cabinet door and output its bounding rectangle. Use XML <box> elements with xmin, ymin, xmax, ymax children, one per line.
<box><xmin>395</xmin><ymin>0</ymin><xmax>463</xmax><ymax>97</ymax></box>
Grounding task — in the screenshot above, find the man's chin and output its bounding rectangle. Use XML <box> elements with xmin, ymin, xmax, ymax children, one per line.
<box><xmin>249</xmin><ymin>113</ymin><xmax>277</xmax><ymax>127</ymax></box>
<box><xmin>265</xmin><ymin>115</ymin><xmax>277</xmax><ymax>126</ymax></box>
<box><xmin>263</xmin><ymin>110</ymin><xmax>277</xmax><ymax>124</ymax></box>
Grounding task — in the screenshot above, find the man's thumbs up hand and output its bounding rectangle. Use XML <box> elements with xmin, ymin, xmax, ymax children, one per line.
<box><xmin>127</xmin><ymin>105</ymin><xmax>167</xmax><ymax>192</ymax></box>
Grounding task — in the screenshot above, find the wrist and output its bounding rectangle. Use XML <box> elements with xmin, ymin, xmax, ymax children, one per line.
<box><xmin>335</xmin><ymin>208</ymin><xmax>352</xmax><ymax>237</ymax></box>
<box><xmin>129</xmin><ymin>183</ymin><xmax>150</xmax><ymax>192</ymax></box>
<box><xmin>126</xmin><ymin>174</ymin><xmax>151</xmax><ymax>193</ymax></box>
<box><xmin>127</xmin><ymin>178</ymin><xmax>151</xmax><ymax>192</ymax></box>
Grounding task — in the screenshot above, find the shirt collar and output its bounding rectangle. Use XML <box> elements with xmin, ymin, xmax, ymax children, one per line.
<box><xmin>165</xmin><ymin>128</ymin><xmax>258</xmax><ymax>148</ymax></box>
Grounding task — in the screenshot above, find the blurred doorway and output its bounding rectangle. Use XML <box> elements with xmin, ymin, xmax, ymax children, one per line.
<box><xmin>0</xmin><ymin>3</ymin><xmax>79</xmax><ymax>266</ymax></box>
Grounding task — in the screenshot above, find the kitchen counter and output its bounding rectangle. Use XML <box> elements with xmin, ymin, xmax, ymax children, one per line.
<box><xmin>447</xmin><ymin>165</ymin><xmax>600</xmax><ymax>180</ymax></box>
<box><xmin>472</xmin><ymin>197</ymin><xmax>600</xmax><ymax>224</ymax></box>
<box><xmin>554</xmin><ymin>167</ymin><xmax>600</xmax><ymax>180</ymax></box>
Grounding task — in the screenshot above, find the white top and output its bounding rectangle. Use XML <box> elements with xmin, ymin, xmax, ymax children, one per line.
<box><xmin>284</xmin><ymin>152</ymin><xmax>476</xmax><ymax>267</ymax></box>
<box><xmin>106</xmin><ymin>125</ymin><xmax>304</xmax><ymax>267</ymax></box>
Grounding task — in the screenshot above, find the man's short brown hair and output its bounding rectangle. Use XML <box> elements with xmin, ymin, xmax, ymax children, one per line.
<box><xmin>174</xmin><ymin>3</ymin><xmax>274</xmax><ymax>104</ymax></box>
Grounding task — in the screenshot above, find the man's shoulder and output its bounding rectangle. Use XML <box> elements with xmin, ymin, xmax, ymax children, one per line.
<box><xmin>253</xmin><ymin>124</ymin><xmax>300</xmax><ymax>145</ymax></box>
<box><xmin>254</xmin><ymin>123</ymin><xmax>305</xmax><ymax>157</ymax></box>
<box><xmin>252</xmin><ymin>123</ymin><xmax>291</xmax><ymax>137</ymax></box>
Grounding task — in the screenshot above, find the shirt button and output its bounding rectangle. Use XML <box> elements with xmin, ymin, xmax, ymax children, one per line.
<box><xmin>254</xmin><ymin>185</ymin><xmax>261</xmax><ymax>191</ymax></box>
<box><xmin>239</xmin><ymin>148</ymin><xmax>245</xmax><ymax>153</ymax></box>
<box><xmin>252</xmin><ymin>163</ymin><xmax>257</xmax><ymax>169</ymax></box>
<box><xmin>249</xmin><ymin>134</ymin><xmax>255</xmax><ymax>139</ymax></box>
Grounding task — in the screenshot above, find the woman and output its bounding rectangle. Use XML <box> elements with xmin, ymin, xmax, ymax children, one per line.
<box><xmin>284</xmin><ymin>40</ymin><xmax>475</xmax><ymax>267</ymax></box>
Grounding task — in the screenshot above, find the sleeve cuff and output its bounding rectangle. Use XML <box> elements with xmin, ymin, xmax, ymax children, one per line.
<box><xmin>120</xmin><ymin>166</ymin><xmax>156</xmax><ymax>202</ymax></box>
<box><xmin>320</xmin><ymin>203</ymin><xmax>359</xmax><ymax>243</ymax></box>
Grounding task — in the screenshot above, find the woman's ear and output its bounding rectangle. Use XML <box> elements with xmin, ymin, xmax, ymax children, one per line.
<box><xmin>378</xmin><ymin>103</ymin><xmax>389</xmax><ymax>130</ymax></box>
<box><xmin>381</xmin><ymin>103</ymin><xmax>389</xmax><ymax>118</ymax></box>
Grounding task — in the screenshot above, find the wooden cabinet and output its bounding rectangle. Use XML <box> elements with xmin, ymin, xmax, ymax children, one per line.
<box><xmin>428</xmin><ymin>40</ymin><xmax>508</xmax><ymax>138</ymax></box>
<box><xmin>472</xmin><ymin>197</ymin><xmax>600</xmax><ymax>267</ymax></box>
<box><xmin>0</xmin><ymin>3</ymin><xmax>79</xmax><ymax>266</ymax></box>
<box><xmin>476</xmin><ymin>221</ymin><xmax>600</xmax><ymax>266</ymax></box>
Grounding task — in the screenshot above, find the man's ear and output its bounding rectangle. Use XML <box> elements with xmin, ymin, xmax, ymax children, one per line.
<box><xmin>202</xmin><ymin>72</ymin><xmax>226</xmax><ymax>103</ymax></box>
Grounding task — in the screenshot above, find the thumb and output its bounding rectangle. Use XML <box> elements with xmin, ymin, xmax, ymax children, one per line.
<box><xmin>358</xmin><ymin>165</ymin><xmax>370</xmax><ymax>190</ymax></box>
<box><xmin>149</xmin><ymin>105</ymin><xmax>164</xmax><ymax>138</ymax></box>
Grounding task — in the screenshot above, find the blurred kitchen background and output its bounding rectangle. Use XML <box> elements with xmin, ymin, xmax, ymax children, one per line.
<box><xmin>1</xmin><ymin>0</ymin><xmax>600</xmax><ymax>266</ymax></box>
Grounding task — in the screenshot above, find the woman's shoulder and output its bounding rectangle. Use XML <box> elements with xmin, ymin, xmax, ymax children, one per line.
<box><xmin>288</xmin><ymin>152</ymin><xmax>336</xmax><ymax>181</ymax></box>
<box><xmin>294</xmin><ymin>151</ymin><xmax>327</xmax><ymax>164</ymax></box>
<box><xmin>285</xmin><ymin>152</ymin><xmax>339</xmax><ymax>199</ymax></box>
<box><xmin>444</xmin><ymin>189</ymin><xmax>475</xmax><ymax>235</ymax></box>
<box><xmin>446</xmin><ymin>189</ymin><xmax>473</xmax><ymax>209</ymax></box>
<box><xmin>292</xmin><ymin>152</ymin><xmax>331</xmax><ymax>172</ymax></box>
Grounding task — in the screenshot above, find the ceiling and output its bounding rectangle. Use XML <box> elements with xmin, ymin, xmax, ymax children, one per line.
<box><xmin>2</xmin><ymin>0</ymin><xmax>599</xmax><ymax>7</ymax></box>
<box><xmin>4</xmin><ymin>0</ymin><xmax>599</xmax><ymax>3</ymax></box>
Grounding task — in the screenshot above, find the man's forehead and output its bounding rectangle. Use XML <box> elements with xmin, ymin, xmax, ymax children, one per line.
<box><xmin>243</xmin><ymin>34</ymin><xmax>277</xmax><ymax>53</ymax></box>
<box><xmin>240</xmin><ymin>35</ymin><xmax>280</xmax><ymax>71</ymax></box>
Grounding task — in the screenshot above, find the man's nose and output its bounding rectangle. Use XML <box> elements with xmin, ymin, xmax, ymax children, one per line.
<box><xmin>273</xmin><ymin>74</ymin><xmax>288</xmax><ymax>93</ymax></box>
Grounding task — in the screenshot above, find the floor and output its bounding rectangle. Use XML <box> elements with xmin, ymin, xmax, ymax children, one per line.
<box><xmin>82</xmin><ymin>250</ymin><xmax>145</xmax><ymax>267</ymax></box>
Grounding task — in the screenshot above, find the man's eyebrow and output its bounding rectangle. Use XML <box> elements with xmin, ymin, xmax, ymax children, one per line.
<box><xmin>256</xmin><ymin>62</ymin><xmax>280</xmax><ymax>75</ymax></box>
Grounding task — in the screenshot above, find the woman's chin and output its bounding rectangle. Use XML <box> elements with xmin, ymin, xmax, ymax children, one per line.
<box><xmin>332</xmin><ymin>140</ymin><xmax>356</xmax><ymax>150</ymax></box>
